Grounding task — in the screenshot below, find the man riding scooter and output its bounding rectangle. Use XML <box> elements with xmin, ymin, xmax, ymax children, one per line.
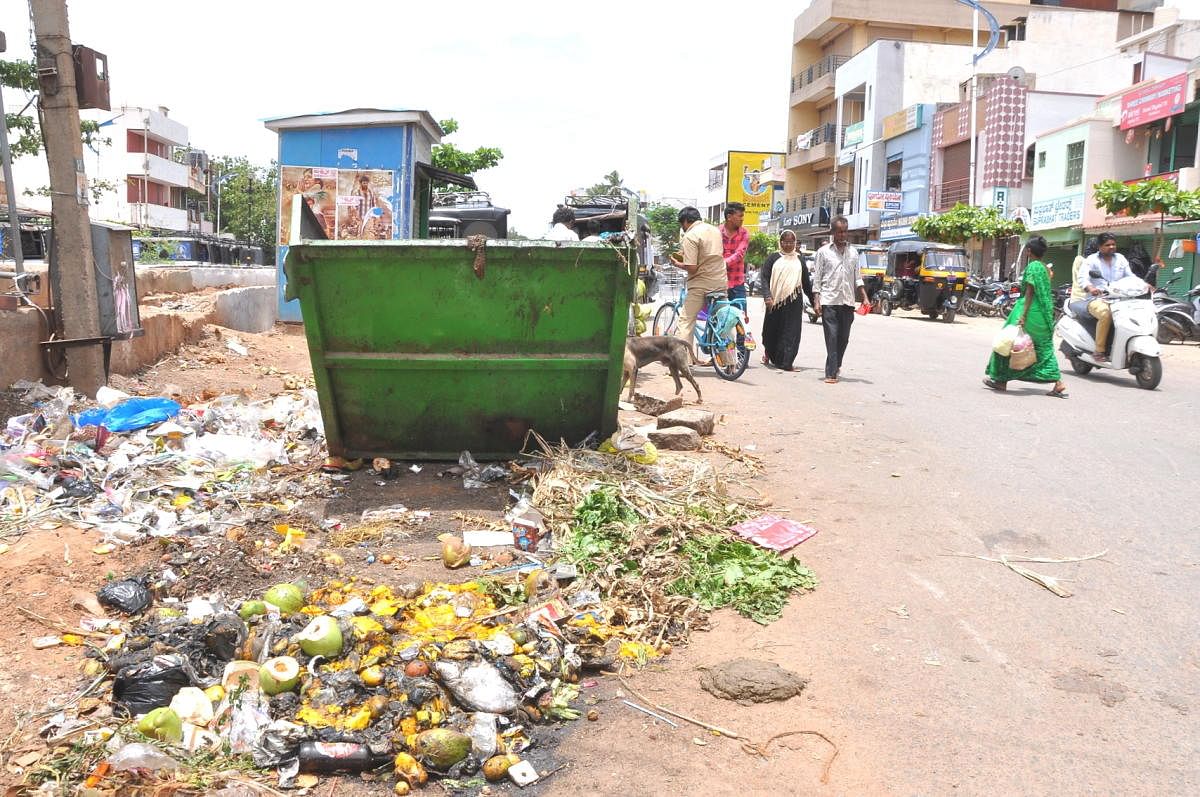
<box><xmin>1077</xmin><ymin>233</ymin><xmax>1136</xmax><ymax>363</ymax></box>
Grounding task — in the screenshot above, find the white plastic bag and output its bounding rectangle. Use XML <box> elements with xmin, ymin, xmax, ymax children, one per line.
<box><xmin>992</xmin><ymin>325</ymin><xmax>1019</xmax><ymax>357</ymax></box>
<box><xmin>1009</xmin><ymin>328</ymin><xmax>1036</xmax><ymax>369</ymax></box>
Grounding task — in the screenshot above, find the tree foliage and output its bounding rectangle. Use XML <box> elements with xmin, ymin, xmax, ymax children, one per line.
<box><xmin>430</xmin><ymin>118</ymin><xmax>503</xmax><ymax>189</ymax></box>
<box><xmin>211</xmin><ymin>155</ymin><xmax>278</xmax><ymax>252</ymax></box>
<box><xmin>1</xmin><ymin>58</ymin><xmax>111</xmax><ymax>159</ymax></box>
<box><xmin>1093</xmin><ymin>178</ymin><xmax>1200</xmax><ymax>220</ymax></box>
<box><xmin>586</xmin><ymin>170</ymin><xmax>626</xmax><ymax>198</ymax></box>
<box><xmin>911</xmin><ymin>203</ymin><xmax>1024</xmax><ymax>243</ymax></box>
<box><xmin>747</xmin><ymin>231</ymin><xmax>776</xmax><ymax>268</ymax></box>
<box><xmin>644</xmin><ymin>203</ymin><xmax>681</xmax><ymax>258</ymax></box>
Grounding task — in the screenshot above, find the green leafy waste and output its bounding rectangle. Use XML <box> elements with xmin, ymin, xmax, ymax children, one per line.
<box><xmin>560</xmin><ymin>487</ymin><xmax>638</xmax><ymax>571</ymax></box>
<box><xmin>667</xmin><ymin>534</ymin><xmax>817</xmax><ymax>624</ymax></box>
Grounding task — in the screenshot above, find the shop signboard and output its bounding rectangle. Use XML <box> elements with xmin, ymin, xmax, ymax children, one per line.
<box><xmin>865</xmin><ymin>191</ymin><xmax>903</xmax><ymax>212</ymax></box>
<box><xmin>1030</xmin><ymin>192</ymin><xmax>1084</xmax><ymax>229</ymax></box>
<box><xmin>882</xmin><ymin>105</ymin><xmax>923</xmax><ymax>140</ymax></box>
<box><xmin>1120</xmin><ymin>73</ymin><xmax>1187</xmax><ymax>130</ymax></box>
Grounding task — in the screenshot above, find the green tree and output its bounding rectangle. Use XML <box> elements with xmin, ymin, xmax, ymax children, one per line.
<box><xmin>644</xmin><ymin>203</ymin><xmax>681</xmax><ymax>258</ymax></box>
<box><xmin>911</xmin><ymin>203</ymin><xmax>1024</xmax><ymax>244</ymax></box>
<box><xmin>210</xmin><ymin>155</ymin><xmax>278</xmax><ymax>253</ymax></box>
<box><xmin>746</xmin><ymin>231</ymin><xmax>776</xmax><ymax>268</ymax></box>
<box><xmin>1093</xmin><ymin>177</ymin><xmax>1200</xmax><ymax>260</ymax></box>
<box><xmin>430</xmin><ymin>118</ymin><xmax>503</xmax><ymax>190</ymax></box>
<box><xmin>586</xmin><ymin>170</ymin><xmax>625</xmax><ymax>198</ymax></box>
<box><xmin>1</xmin><ymin>58</ymin><xmax>110</xmax><ymax>160</ymax></box>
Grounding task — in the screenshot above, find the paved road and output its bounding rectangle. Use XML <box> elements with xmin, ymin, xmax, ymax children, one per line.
<box><xmin>556</xmin><ymin>301</ymin><xmax>1200</xmax><ymax>796</ymax></box>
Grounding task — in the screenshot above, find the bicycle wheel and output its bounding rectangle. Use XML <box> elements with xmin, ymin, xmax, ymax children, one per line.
<box><xmin>711</xmin><ymin>328</ymin><xmax>749</xmax><ymax>381</ymax></box>
<box><xmin>653</xmin><ymin>303</ymin><xmax>679</xmax><ymax>336</ymax></box>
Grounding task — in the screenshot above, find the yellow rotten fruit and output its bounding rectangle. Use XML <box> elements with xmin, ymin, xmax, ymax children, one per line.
<box><xmin>393</xmin><ymin>752</ymin><xmax>428</xmax><ymax>785</ymax></box>
<box><xmin>393</xmin><ymin>782</ymin><xmax>411</xmax><ymax>796</ymax></box>
<box><xmin>482</xmin><ymin>753</ymin><xmax>521</xmax><ymax>781</ymax></box>
<box><xmin>343</xmin><ymin>705</ymin><xmax>373</xmax><ymax>731</ymax></box>
<box><xmin>360</xmin><ymin>666</ymin><xmax>384</xmax><ymax>687</ymax></box>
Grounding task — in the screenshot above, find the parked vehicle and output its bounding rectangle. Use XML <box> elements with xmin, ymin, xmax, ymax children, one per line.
<box><xmin>1056</xmin><ymin>274</ymin><xmax>1162</xmax><ymax>390</ymax></box>
<box><xmin>1153</xmin><ymin>266</ymin><xmax>1186</xmax><ymax>307</ymax></box>
<box><xmin>1156</xmin><ymin>282</ymin><xmax>1200</xmax><ymax>344</ymax></box>
<box><xmin>961</xmin><ymin>276</ymin><xmax>1020</xmax><ymax>318</ymax></box>
<box><xmin>651</xmin><ymin>287</ymin><xmax>752</xmax><ymax>380</ymax></box>
<box><xmin>879</xmin><ymin>240</ymin><xmax>968</xmax><ymax>322</ymax></box>
<box><xmin>860</xmin><ymin>244</ymin><xmax>888</xmax><ymax>312</ymax></box>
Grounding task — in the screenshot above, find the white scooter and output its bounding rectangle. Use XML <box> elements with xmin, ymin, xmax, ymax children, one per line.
<box><xmin>1055</xmin><ymin>274</ymin><xmax>1163</xmax><ymax>390</ymax></box>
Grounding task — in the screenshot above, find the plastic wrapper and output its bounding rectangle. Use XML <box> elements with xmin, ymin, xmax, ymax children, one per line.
<box><xmin>433</xmin><ymin>659</ymin><xmax>520</xmax><ymax>713</ymax></box>
<box><xmin>107</xmin><ymin>742</ymin><xmax>180</xmax><ymax>772</ymax></box>
<box><xmin>458</xmin><ymin>451</ymin><xmax>507</xmax><ymax>489</ymax></box>
<box><xmin>467</xmin><ymin>712</ymin><xmax>498</xmax><ymax>759</ymax></box>
<box><xmin>185</xmin><ymin>433</ymin><xmax>286</xmax><ymax>469</ymax></box>
<box><xmin>112</xmin><ymin>655</ymin><xmax>196</xmax><ymax>716</ymax></box>
<box><xmin>225</xmin><ymin>690</ymin><xmax>273</xmax><ymax>755</ymax></box>
<box><xmin>97</xmin><ymin>577</ymin><xmax>152</xmax><ymax>614</ymax></box>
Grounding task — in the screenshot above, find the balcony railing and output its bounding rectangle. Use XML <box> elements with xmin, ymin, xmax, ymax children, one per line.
<box><xmin>785</xmin><ymin>190</ymin><xmax>848</xmax><ymax>214</ymax></box>
<box><xmin>932</xmin><ymin>178</ymin><xmax>971</xmax><ymax>212</ymax></box>
<box><xmin>789</xmin><ymin>123</ymin><xmax>844</xmax><ymax>154</ymax></box>
<box><xmin>791</xmin><ymin>54</ymin><xmax>850</xmax><ymax>93</ymax></box>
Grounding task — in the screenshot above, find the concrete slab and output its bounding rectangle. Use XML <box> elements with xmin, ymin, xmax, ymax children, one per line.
<box><xmin>212</xmin><ymin>286</ymin><xmax>278</xmax><ymax>334</ymax></box>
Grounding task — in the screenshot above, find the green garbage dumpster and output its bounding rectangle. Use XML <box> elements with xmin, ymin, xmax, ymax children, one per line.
<box><xmin>284</xmin><ymin>237</ymin><xmax>636</xmax><ymax>460</ymax></box>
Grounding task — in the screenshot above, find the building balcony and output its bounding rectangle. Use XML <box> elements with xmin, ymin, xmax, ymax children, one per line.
<box><xmin>128</xmin><ymin>202</ymin><xmax>188</xmax><ymax>232</ymax></box>
<box><xmin>126</xmin><ymin>108</ymin><xmax>189</xmax><ymax>148</ymax></box>
<box><xmin>784</xmin><ymin>190</ymin><xmax>848</xmax><ymax>214</ymax></box>
<box><xmin>127</xmin><ymin>152</ymin><xmax>190</xmax><ymax>188</ymax></box>
<box><xmin>787</xmin><ymin>123</ymin><xmax>844</xmax><ymax>170</ymax></box>
<box><xmin>932</xmin><ymin>178</ymin><xmax>970</xmax><ymax>212</ymax></box>
<box><xmin>790</xmin><ymin>54</ymin><xmax>849</xmax><ymax>107</ymax></box>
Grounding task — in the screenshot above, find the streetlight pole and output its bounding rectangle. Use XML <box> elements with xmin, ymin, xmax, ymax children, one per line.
<box><xmin>968</xmin><ymin>7</ymin><xmax>979</xmax><ymax>208</ymax></box>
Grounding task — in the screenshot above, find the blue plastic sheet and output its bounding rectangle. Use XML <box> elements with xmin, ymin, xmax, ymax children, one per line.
<box><xmin>74</xmin><ymin>397</ymin><xmax>181</xmax><ymax>433</ymax></box>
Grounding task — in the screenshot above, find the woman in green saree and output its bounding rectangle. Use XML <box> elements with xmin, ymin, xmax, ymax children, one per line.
<box><xmin>984</xmin><ymin>236</ymin><xmax>1069</xmax><ymax>398</ymax></box>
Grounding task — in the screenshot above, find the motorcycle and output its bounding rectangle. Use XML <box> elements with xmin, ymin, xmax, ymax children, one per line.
<box><xmin>1156</xmin><ymin>283</ymin><xmax>1200</xmax><ymax>344</ymax></box>
<box><xmin>961</xmin><ymin>276</ymin><xmax>1019</xmax><ymax>317</ymax></box>
<box><xmin>1056</xmin><ymin>274</ymin><xmax>1162</xmax><ymax>390</ymax></box>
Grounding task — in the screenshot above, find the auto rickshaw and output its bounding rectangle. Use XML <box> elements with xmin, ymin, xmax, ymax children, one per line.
<box><xmin>880</xmin><ymin>240</ymin><xmax>968</xmax><ymax>323</ymax></box>
<box><xmin>860</xmin><ymin>244</ymin><xmax>888</xmax><ymax>312</ymax></box>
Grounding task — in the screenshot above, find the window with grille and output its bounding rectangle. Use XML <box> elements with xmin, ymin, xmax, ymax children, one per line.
<box><xmin>1065</xmin><ymin>141</ymin><xmax>1085</xmax><ymax>187</ymax></box>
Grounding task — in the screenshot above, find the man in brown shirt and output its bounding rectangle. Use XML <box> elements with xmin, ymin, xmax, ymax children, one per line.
<box><xmin>670</xmin><ymin>206</ymin><xmax>728</xmax><ymax>365</ymax></box>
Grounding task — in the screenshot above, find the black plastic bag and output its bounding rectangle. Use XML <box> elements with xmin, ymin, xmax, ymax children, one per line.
<box><xmin>204</xmin><ymin>614</ymin><xmax>248</xmax><ymax>660</ymax></box>
<box><xmin>97</xmin><ymin>578</ymin><xmax>152</xmax><ymax>615</ymax></box>
<box><xmin>112</xmin><ymin>654</ymin><xmax>195</xmax><ymax>716</ymax></box>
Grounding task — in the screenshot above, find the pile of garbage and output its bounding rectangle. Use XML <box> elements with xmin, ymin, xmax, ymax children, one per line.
<box><xmin>28</xmin><ymin>571</ymin><xmax>623</xmax><ymax>793</ymax></box>
<box><xmin>0</xmin><ymin>380</ymin><xmax>329</xmax><ymax>542</ymax></box>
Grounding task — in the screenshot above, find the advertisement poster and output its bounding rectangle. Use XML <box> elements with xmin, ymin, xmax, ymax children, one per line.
<box><xmin>336</xmin><ymin>169</ymin><xmax>395</xmax><ymax>240</ymax></box>
<box><xmin>726</xmin><ymin>151</ymin><xmax>782</xmax><ymax>229</ymax></box>
<box><xmin>865</xmin><ymin>191</ymin><xmax>903</xmax><ymax>212</ymax></box>
<box><xmin>279</xmin><ymin>166</ymin><xmax>337</xmax><ymax>243</ymax></box>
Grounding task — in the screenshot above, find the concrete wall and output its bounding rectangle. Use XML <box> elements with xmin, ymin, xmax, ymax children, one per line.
<box><xmin>135</xmin><ymin>266</ymin><xmax>275</xmax><ymax>299</ymax></box>
<box><xmin>0</xmin><ymin>308</ymin><xmax>53</xmax><ymax>389</ymax></box>
<box><xmin>212</xmin><ymin>286</ymin><xmax>278</xmax><ymax>334</ymax></box>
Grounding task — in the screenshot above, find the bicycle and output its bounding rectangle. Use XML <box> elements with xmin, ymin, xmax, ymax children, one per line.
<box><xmin>652</xmin><ymin>287</ymin><xmax>752</xmax><ymax>381</ymax></box>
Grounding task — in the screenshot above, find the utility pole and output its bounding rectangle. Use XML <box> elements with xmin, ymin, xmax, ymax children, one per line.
<box><xmin>0</xmin><ymin>31</ymin><xmax>25</xmax><ymax>275</ymax></box>
<box><xmin>968</xmin><ymin>7</ymin><xmax>978</xmax><ymax>208</ymax></box>
<box><xmin>31</xmin><ymin>0</ymin><xmax>105</xmax><ymax>396</ymax></box>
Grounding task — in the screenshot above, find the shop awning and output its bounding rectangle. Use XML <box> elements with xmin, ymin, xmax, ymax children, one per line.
<box><xmin>416</xmin><ymin>163</ymin><xmax>477</xmax><ymax>190</ymax></box>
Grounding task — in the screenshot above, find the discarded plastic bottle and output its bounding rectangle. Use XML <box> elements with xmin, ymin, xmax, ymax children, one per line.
<box><xmin>297</xmin><ymin>741</ymin><xmax>392</xmax><ymax>773</ymax></box>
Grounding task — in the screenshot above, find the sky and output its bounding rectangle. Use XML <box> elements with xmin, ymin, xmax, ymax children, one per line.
<box><xmin>1</xmin><ymin>0</ymin><xmax>801</xmax><ymax>236</ymax></box>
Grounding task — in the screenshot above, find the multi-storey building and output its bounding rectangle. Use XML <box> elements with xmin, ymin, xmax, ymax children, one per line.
<box><xmin>784</xmin><ymin>0</ymin><xmax>1161</xmax><ymax>244</ymax></box>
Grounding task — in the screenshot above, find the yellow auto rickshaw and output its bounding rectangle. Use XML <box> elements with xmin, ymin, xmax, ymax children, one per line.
<box><xmin>880</xmin><ymin>240</ymin><xmax>968</xmax><ymax>323</ymax></box>
<box><xmin>860</xmin><ymin>244</ymin><xmax>888</xmax><ymax>312</ymax></box>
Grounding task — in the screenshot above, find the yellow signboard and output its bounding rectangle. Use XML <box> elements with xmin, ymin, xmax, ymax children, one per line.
<box><xmin>726</xmin><ymin>151</ymin><xmax>782</xmax><ymax>228</ymax></box>
<box><xmin>882</xmin><ymin>105</ymin><xmax>923</xmax><ymax>141</ymax></box>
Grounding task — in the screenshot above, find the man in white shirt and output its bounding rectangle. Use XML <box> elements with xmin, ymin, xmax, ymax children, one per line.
<box><xmin>811</xmin><ymin>216</ymin><xmax>867</xmax><ymax>383</ymax></box>
<box><xmin>545</xmin><ymin>206</ymin><xmax>579</xmax><ymax>241</ymax></box>
<box><xmin>1081</xmin><ymin>233</ymin><xmax>1135</xmax><ymax>362</ymax></box>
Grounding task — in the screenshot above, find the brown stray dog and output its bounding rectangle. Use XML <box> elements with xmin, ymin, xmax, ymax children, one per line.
<box><xmin>622</xmin><ymin>335</ymin><xmax>702</xmax><ymax>403</ymax></box>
